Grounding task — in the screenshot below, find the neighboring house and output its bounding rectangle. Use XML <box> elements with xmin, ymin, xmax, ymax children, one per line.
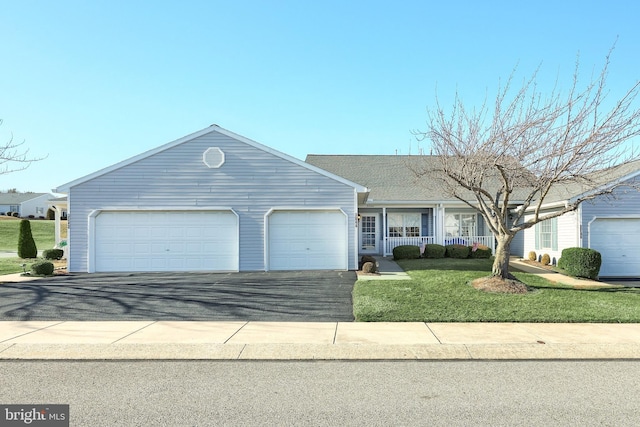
<box><xmin>0</xmin><ymin>192</ymin><xmax>54</xmax><ymax>217</ymax></box>
<box><xmin>308</xmin><ymin>155</ymin><xmax>640</xmax><ymax>278</ymax></box>
<box><xmin>518</xmin><ymin>161</ymin><xmax>640</xmax><ymax>278</ymax></box>
<box><xmin>305</xmin><ymin>155</ymin><xmax>509</xmax><ymax>256</ymax></box>
<box><xmin>54</xmin><ymin>125</ymin><xmax>366</xmax><ymax>273</ymax></box>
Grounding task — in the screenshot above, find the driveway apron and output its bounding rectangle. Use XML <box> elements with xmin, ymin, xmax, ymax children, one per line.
<box><xmin>0</xmin><ymin>271</ymin><xmax>356</xmax><ymax>321</ymax></box>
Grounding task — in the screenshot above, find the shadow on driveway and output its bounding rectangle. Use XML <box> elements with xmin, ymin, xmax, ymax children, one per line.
<box><xmin>0</xmin><ymin>271</ymin><xmax>356</xmax><ymax>321</ymax></box>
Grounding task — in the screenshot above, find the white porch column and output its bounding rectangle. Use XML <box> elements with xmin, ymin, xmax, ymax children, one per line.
<box><xmin>436</xmin><ymin>204</ymin><xmax>445</xmax><ymax>245</ymax></box>
<box><xmin>382</xmin><ymin>207</ymin><xmax>387</xmax><ymax>256</ymax></box>
<box><xmin>53</xmin><ymin>206</ymin><xmax>62</xmax><ymax>247</ymax></box>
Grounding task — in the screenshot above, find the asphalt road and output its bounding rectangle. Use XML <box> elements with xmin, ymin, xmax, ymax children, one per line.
<box><xmin>1</xmin><ymin>360</ymin><xmax>638</xmax><ymax>426</ymax></box>
<box><xmin>0</xmin><ymin>271</ymin><xmax>356</xmax><ymax>321</ymax></box>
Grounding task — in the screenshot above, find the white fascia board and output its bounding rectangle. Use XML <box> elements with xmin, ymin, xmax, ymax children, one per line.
<box><xmin>520</xmin><ymin>200</ymin><xmax>568</xmax><ymax>213</ymax></box>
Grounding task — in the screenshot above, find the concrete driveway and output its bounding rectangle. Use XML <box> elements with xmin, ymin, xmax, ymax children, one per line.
<box><xmin>0</xmin><ymin>271</ymin><xmax>356</xmax><ymax>321</ymax></box>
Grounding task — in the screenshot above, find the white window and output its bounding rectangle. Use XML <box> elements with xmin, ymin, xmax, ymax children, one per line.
<box><xmin>536</xmin><ymin>217</ymin><xmax>558</xmax><ymax>250</ymax></box>
<box><xmin>445</xmin><ymin>213</ymin><xmax>476</xmax><ymax>237</ymax></box>
<box><xmin>36</xmin><ymin>207</ymin><xmax>44</xmax><ymax>214</ymax></box>
<box><xmin>387</xmin><ymin>213</ymin><xmax>420</xmax><ymax>237</ymax></box>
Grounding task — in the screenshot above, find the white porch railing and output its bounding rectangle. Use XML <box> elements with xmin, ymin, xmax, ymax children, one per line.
<box><xmin>384</xmin><ymin>235</ymin><xmax>495</xmax><ymax>256</ymax></box>
<box><xmin>384</xmin><ymin>236</ymin><xmax>436</xmax><ymax>256</ymax></box>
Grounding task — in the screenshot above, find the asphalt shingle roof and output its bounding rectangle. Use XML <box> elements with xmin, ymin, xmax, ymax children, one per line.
<box><xmin>0</xmin><ymin>192</ymin><xmax>49</xmax><ymax>204</ymax></box>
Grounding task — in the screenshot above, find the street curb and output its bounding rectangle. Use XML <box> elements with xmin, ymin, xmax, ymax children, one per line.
<box><xmin>1</xmin><ymin>343</ymin><xmax>639</xmax><ymax>361</ymax></box>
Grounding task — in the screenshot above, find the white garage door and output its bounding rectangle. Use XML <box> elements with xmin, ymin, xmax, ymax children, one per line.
<box><xmin>268</xmin><ymin>210</ymin><xmax>348</xmax><ymax>270</ymax></box>
<box><xmin>94</xmin><ymin>211</ymin><xmax>238</xmax><ymax>272</ymax></box>
<box><xmin>590</xmin><ymin>218</ymin><xmax>640</xmax><ymax>277</ymax></box>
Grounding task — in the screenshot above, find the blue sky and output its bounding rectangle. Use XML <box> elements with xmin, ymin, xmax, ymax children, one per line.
<box><xmin>1</xmin><ymin>0</ymin><xmax>639</xmax><ymax>193</ymax></box>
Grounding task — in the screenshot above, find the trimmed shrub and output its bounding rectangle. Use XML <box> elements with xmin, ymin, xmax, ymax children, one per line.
<box><xmin>392</xmin><ymin>245</ymin><xmax>421</xmax><ymax>260</ymax></box>
<box><xmin>528</xmin><ymin>251</ymin><xmax>537</xmax><ymax>261</ymax></box>
<box><xmin>423</xmin><ymin>243</ymin><xmax>446</xmax><ymax>258</ymax></box>
<box><xmin>362</xmin><ymin>262</ymin><xmax>377</xmax><ymax>273</ymax></box>
<box><xmin>30</xmin><ymin>260</ymin><xmax>54</xmax><ymax>276</ymax></box>
<box><xmin>359</xmin><ymin>255</ymin><xmax>377</xmax><ymax>270</ymax></box>
<box><xmin>43</xmin><ymin>249</ymin><xmax>64</xmax><ymax>260</ymax></box>
<box><xmin>560</xmin><ymin>247</ymin><xmax>602</xmax><ymax>279</ymax></box>
<box><xmin>12</xmin><ymin>212</ymin><xmax>19</xmax><ymax>217</ymax></box>
<box><xmin>541</xmin><ymin>253</ymin><xmax>551</xmax><ymax>265</ymax></box>
<box><xmin>445</xmin><ymin>244</ymin><xmax>470</xmax><ymax>259</ymax></box>
<box><xmin>469</xmin><ymin>246</ymin><xmax>492</xmax><ymax>258</ymax></box>
<box><xmin>17</xmin><ymin>220</ymin><xmax>38</xmax><ymax>258</ymax></box>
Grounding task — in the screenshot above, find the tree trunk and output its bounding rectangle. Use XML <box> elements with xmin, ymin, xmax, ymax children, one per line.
<box><xmin>491</xmin><ymin>234</ymin><xmax>515</xmax><ymax>279</ymax></box>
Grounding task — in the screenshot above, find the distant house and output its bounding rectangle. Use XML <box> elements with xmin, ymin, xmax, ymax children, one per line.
<box><xmin>0</xmin><ymin>192</ymin><xmax>54</xmax><ymax>217</ymax></box>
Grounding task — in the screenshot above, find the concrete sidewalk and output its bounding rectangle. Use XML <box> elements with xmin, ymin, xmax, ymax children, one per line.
<box><xmin>0</xmin><ymin>320</ymin><xmax>639</xmax><ymax>360</ymax></box>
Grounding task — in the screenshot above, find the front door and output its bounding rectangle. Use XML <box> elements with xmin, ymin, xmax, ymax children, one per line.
<box><xmin>359</xmin><ymin>214</ymin><xmax>378</xmax><ymax>253</ymax></box>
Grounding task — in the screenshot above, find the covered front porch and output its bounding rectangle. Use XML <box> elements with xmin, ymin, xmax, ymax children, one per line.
<box><xmin>358</xmin><ymin>206</ymin><xmax>495</xmax><ymax>257</ymax></box>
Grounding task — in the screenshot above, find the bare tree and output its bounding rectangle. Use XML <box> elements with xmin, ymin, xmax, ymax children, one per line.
<box><xmin>0</xmin><ymin>119</ymin><xmax>42</xmax><ymax>176</ymax></box>
<box><xmin>414</xmin><ymin>49</ymin><xmax>640</xmax><ymax>287</ymax></box>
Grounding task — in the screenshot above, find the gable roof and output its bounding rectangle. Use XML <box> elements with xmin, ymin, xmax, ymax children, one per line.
<box><xmin>306</xmin><ymin>155</ymin><xmax>534</xmax><ymax>204</ymax></box>
<box><xmin>543</xmin><ymin>160</ymin><xmax>640</xmax><ymax>204</ymax></box>
<box><xmin>54</xmin><ymin>125</ymin><xmax>368</xmax><ymax>194</ymax></box>
<box><xmin>0</xmin><ymin>192</ymin><xmax>51</xmax><ymax>204</ymax></box>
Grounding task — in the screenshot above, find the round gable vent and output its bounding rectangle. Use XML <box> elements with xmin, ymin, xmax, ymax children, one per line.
<box><xmin>203</xmin><ymin>147</ymin><xmax>225</xmax><ymax>168</ymax></box>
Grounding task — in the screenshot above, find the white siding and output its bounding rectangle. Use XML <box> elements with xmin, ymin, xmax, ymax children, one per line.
<box><xmin>67</xmin><ymin>130</ymin><xmax>358</xmax><ymax>272</ymax></box>
<box><xmin>20</xmin><ymin>194</ymin><xmax>53</xmax><ymax>217</ymax></box>
<box><xmin>522</xmin><ymin>210</ymin><xmax>579</xmax><ymax>264</ymax></box>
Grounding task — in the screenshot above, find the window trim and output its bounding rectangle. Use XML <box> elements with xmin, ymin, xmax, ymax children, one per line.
<box><xmin>387</xmin><ymin>213</ymin><xmax>421</xmax><ymax>238</ymax></box>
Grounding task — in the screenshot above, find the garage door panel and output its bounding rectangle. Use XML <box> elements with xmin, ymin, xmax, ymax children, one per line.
<box><xmin>591</xmin><ymin>218</ymin><xmax>640</xmax><ymax>277</ymax></box>
<box><xmin>95</xmin><ymin>211</ymin><xmax>238</xmax><ymax>272</ymax></box>
<box><xmin>269</xmin><ymin>211</ymin><xmax>347</xmax><ymax>271</ymax></box>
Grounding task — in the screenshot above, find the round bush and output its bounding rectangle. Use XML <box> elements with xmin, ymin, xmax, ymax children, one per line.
<box><xmin>359</xmin><ymin>255</ymin><xmax>377</xmax><ymax>270</ymax></box>
<box><xmin>423</xmin><ymin>244</ymin><xmax>446</xmax><ymax>258</ymax></box>
<box><xmin>362</xmin><ymin>262</ymin><xmax>377</xmax><ymax>273</ymax></box>
<box><xmin>31</xmin><ymin>261</ymin><xmax>54</xmax><ymax>276</ymax></box>
<box><xmin>43</xmin><ymin>249</ymin><xmax>64</xmax><ymax>260</ymax></box>
<box><xmin>445</xmin><ymin>244</ymin><xmax>470</xmax><ymax>259</ymax></box>
<box><xmin>469</xmin><ymin>246</ymin><xmax>492</xmax><ymax>258</ymax></box>
<box><xmin>392</xmin><ymin>245</ymin><xmax>421</xmax><ymax>260</ymax></box>
<box><xmin>528</xmin><ymin>251</ymin><xmax>537</xmax><ymax>261</ymax></box>
<box><xmin>541</xmin><ymin>253</ymin><xmax>551</xmax><ymax>265</ymax></box>
<box><xmin>560</xmin><ymin>247</ymin><xmax>602</xmax><ymax>279</ymax></box>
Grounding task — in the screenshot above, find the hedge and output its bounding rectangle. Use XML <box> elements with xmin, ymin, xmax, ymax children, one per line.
<box><xmin>392</xmin><ymin>245</ymin><xmax>421</xmax><ymax>260</ymax></box>
<box><xmin>559</xmin><ymin>247</ymin><xmax>602</xmax><ymax>279</ymax></box>
<box><xmin>445</xmin><ymin>244</ymin><xmax>470</xmax><ymax>259</ymax></box>
<box><xmin>423</xmin><ymin>244</ymin><xmax>446</xmax><ymax>258</ymax></box>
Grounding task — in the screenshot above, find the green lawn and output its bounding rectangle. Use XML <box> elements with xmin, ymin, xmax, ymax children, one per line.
<box><xmin>353</xmin><ymin>258</ymin><xmax>640</xmax><ymax>323</ymax></box>
<box><xmin>0</xmin><ymin>219</ymin><xmax>61</xmax><ymax>274</ymax></box>
<box><xmin>0</xmin><ymin>219</ymin><xmax>57</xmax><ymax>252</ymax></box>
